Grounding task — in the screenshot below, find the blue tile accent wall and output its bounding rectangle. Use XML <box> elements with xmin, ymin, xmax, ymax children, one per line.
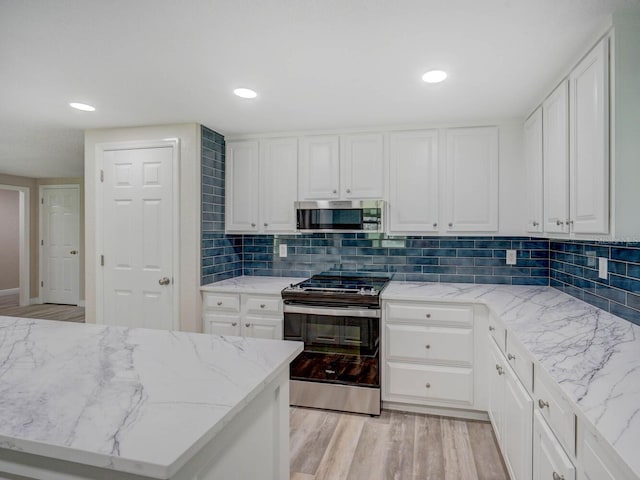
<box><xmin>242</xmin><ymin>234</ymin><xmax>550</xmax><ymax>285</ymax></box>
<box><xmin>201</xmin><ymin>126</ymin><xmax>242</xmax><ymax>284</ymax></box>
<box><xmin>550</xmin><ymin>240</ymin><xmax>640</xmax><ymax>326</ymax></box>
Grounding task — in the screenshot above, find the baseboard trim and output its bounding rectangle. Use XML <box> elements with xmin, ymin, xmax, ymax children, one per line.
<box><xmin>29</xmin><ymin>297</ymin><xmax>41</xmax><ymax>305</ymax></box>
<box><xmin>0</xmin><ymin>288</ymin><xmax>19</xmax><ymax>297</ymax></box>
<box><xmin>382</xmin><ymin>401</ymin><xmax>490</xmax><ymax>421</ymax></box>
<box><xmin>77</xmin><ymin>300</ymin><xmax>86</xmax><ymax>307</ymax></box>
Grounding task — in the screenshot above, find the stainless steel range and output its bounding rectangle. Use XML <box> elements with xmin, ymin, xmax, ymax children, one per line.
<box><xmin>281</xmin><ymin>274</ymin><xmax>390</xmax><ymax>415</ymax></box>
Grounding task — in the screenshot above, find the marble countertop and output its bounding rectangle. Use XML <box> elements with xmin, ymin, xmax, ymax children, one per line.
<box><xmin>0</xmin><ymin>317</ymin><xmax>302</xmax><ymax>478</ymax></box>
<box><xmin>383</xmin><ymin>282</ymin><xmax>640</xmax><ymax>477</ymax></box>
<box><xmin>200</xmin><ymin>276</ymin><xmax>304</xmax><ymax>295</ymax></box>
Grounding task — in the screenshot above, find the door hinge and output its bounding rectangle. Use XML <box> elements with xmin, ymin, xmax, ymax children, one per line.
<box><xmin>41</xmin><ymin>239</ymin><xmax>43</xmax><ymax>246</ymax></box>
<box><xmin>100</xmin><ymin>170</ymin><xmax>104</xmax><ymax>183</ymax></box>
<box><xmin>41</xmin><ymin>281</ymin><xmax>43</xmax><ymax>287</ymax></box>
<box><xmin>41</xmin><ymin>198</ymin><xmax>44</xmax><ymax>204</ymax></box>
<box><xmin>100</xmin><ymin>255</ymin><xmax>104</xmax><ymax>266</ymax></box>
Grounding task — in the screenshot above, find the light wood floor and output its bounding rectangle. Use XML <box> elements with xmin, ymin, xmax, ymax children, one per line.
<box><xmin>290</xmin><ymin>407</ymin><xmax>508</xmax><ymax>480</ymax></box>
<box><xmin>0</xmin><ymin>294</ymin><xmax>85</xmax><ymax>323</ymax></box>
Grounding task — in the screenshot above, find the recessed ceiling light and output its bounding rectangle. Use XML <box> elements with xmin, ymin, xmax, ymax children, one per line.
<box><xmin>233</xmin><ymin>88</ymin><xmax>258</xmax><ymax>99</ymax></box>
<box><xmin>422</xmin><ymin>70</ymin><xmax>448</xmax><ymax>84</ymax></box>
<box><xmin>69</xmin><ymin>102</ymin><xmax>96</xmax><ymax>111</ymax></box>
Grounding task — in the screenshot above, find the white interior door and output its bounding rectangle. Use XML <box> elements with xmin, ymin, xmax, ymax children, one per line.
<box><xmin>101</xmin><ymin>144</ymin><xmax>176</xmax><ymax>330</ymax></box>
<box><xmin>41</xmin><ymin>186</ymin><xmax>79</xmax><ymax>305</ymax></box>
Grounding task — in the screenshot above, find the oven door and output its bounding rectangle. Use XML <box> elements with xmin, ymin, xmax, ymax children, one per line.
<box><xmin>283</xmin><ymin>304</ymin><xmax>380</xmax><ymax>387</ymax></box>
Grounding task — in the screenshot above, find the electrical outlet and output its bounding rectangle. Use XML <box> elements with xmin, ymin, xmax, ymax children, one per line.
<box><xmin>279</xmin><ymin>243</ymin><xmax>287</xmax><ymax>258</ymax></box>
<box><xmin>598</xmin><ymin>257</ymin><xmax>608</xmax><ymax>279</ymax></box>
<box><xmin>506</xmin><ymin>249</ymin><xmax>517</xmax><ymax>265</ymax></box>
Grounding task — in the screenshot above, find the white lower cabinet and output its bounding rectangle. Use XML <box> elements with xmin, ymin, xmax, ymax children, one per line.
<box><xmin>489</xmin><ymin>337</ymin><xmax>533</xmax><ymax>480</ymax></box>
<box><xmin>533</xmin><ymin>411</ymin><xmax>576</xmax><ymax>480</ymax></box>
<box><xmin>202</xmin><ymin>292</ymin><xmax>283</xmax><ymax>340</ymax></box>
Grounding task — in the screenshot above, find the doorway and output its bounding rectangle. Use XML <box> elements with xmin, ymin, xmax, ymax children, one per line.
<box><xmin>0</xmin><ymin>185</ymin><xmax>29</xmax><ymax>306</ymax></box>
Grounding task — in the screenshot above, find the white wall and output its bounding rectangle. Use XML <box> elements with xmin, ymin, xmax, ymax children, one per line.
<box><xmin>0</xmin><ymin>189</ymin><xmax>20</xmax><ymax>290</ymax></box>
<box><xmin>84</xmin><ymin>124</ymin><xmax>202</xmax><ymax>332</ymax></box>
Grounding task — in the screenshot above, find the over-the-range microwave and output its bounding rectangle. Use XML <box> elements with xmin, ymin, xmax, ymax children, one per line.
<box><xmin>295</xmin><ymin>200</ymin><xmax>384</xmax><ymax>233</ymax></box>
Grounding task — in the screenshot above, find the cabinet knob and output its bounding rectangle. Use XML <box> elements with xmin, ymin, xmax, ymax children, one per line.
<box><xmin>346</xmin><ymin>189</ymin><xmax>351</xmax><ymax>194</ymax></box>
<box><xmin>507</xmin><ymin>353</ymin><xmax>516</xmax><ymax>361</ymax></box>
<box><xmin>231</xmin><ymin>322</ymin><xmax>237</xmax><ymax>327</ymax></box>
<box><xmin>251</xmin><ymin>223</ymin><xmax>256</xmax><ymax>227</ymax></box>
<box><xmin>425</xmin><ymin>344</ymin><xmax>431</xmax><ymax>349</ymax></box>
<box><xmin>538</xmin><ymin>399</ymin><xmax>550</xmax><ymax>409</ymax></box>
<box><xmin>264</xmin><ymin>223</ymin><xmax>268</xmax><ymax>227</ymax></box>
<box><xmin>217</xmin><ymin>301</ymin><xmax>223</xmax><ymax>306</ymax></box>
<box><xmin>448</xmin><ymin>222</ymin><xmax>453</xmax><ymax>227</ymax></box>
<box><xmin>333</xmin><ymin>189</ymin><xmax>337</xmax><ymax>194</ymax></box>
<box><xmin>425</xmin><ymin>313</ymin><xmax>431</xmax><ymax>318</ymax></box>
<box><xmin>532</xmin><ymin>221</ymin><xmax>539</xmax><ymax>227</ymax></box>
<box><xmin>552</xmin><ymin>472</ymin><xmax>565</xmax><ymax>480</ymax></box>
<box><xmin>425</xmin><ymin>382</ymin><xmax>431</xmax><ymax>389</ymax></box>
<box><xmin>556</xmin><ymin>220</ymin><xmax>564</xmax><ymax>226</ymax></box>
<box><xmin>497</xmin><ymin>366</ymin><xmax>505</xmax><ymax>376</ymax></box>
<box><xmin>260</xmin><ymin>304</ymin><xmax>265</xmax><ymax>308</ymax></box>
<box><xmin>432</xmin><ymin>223</ymin><xmax>438</xmax><ymax>228</ymax></box>
<box><xmin>245</xmin><ymin>323</ymin><xmax>251</xmax><ymax>328</ymax></box>
<box><xmin>489</xmin><ymin>325</ymin><xmax>495</xmax><ymax>332</ymax></box>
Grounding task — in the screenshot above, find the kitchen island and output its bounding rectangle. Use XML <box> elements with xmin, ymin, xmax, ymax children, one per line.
<box><xmin>0</xmin><ymin>316</ymin><xmax>302</xmax><ymax>480</ymax></box>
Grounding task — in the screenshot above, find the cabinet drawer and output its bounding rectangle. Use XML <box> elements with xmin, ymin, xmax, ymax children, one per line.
<box><xmin>534</xmin><ymin>368</ymin><xmax>576</xmax><ymax>457</ymax></box>
<box><xmin>386</xmin><ymin>324</ymin><xmax>472</xmax><ymax>365</ymax></box>
<box><xmin>505</xmin><ymin>333</ymin><xmax>534</xmax><ymax>392</ymax></box>
<box><xmin>386</xmin><ymin>362</ymin><xmax>473</xmax><ymax>405</ymax></box>
<box><xmin>533</xmin><ymin>411</ymin><xmax>575</xmax><ymax>480</ymax></box>
<box><xmin>386</xmin><ymin>302</ymin><xmax>473</xmax><ymax>327</ymax></box>
<box><xmin>203</xmin><ymin>313</ymin><xmax>241</xmax><ymax>336</ymax></box>
<box><xmin>203</xmin><ymin>292</ymin><xmax>240</xmax><ymax>312</ymax></box>
<box><xmin>244</xmin><ymin>295</ymin><xmax>282</xmax><ymax>315</ymax></box>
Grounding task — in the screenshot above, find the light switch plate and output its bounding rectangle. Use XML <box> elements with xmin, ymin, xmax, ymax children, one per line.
<box><xmin>506</xmin><ymin>249</ymin><xmax>517</xmax><ymax>265</ymax></box>
<box><xmin>598</xmin><ymin>257</ymin><xmax>608</xmax><ymax>279</ymax></box>
<box><xmin>279</xmin><ymin>243</ymin><xmax>287</xmax><ymax>258</ymax></box>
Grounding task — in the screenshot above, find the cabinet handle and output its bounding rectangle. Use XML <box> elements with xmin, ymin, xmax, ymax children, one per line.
<box><xmin>231</xmin><ymin>322</ymin><xmax>237</xmax><ymax>327</ymax></box>
<box><xmin>425</xmin><ymin>344</ymin><xmax>431</xmax><ymax>349</ymax></box>
<box><xmin>346</xmin><ymin>188</ymin><xmax>351</xmax><ymax>194</ymax></box>
<box><xmin>245</xmin><ymin>323</ymin><xmax>251</xmax><ymax>328</ymax></box>
<box><xmin>556</xmin><ymin>220</ymin><xmax>564</xmax><ymax>226</ymax></box>
<box><xmin>532</xmin><ymin>221</ymin><xmax>539</xmax><ymax>227</ymax></box>
<box><xmin>507</xmin><ymin>353</ymin><xmax>516</xmax><ymax>360</ymax></box>
<box><xmin>432</xmin><ymin>223</ymin><xmax>438</xmax><ymax>228</ymax></box>
<box><xmin>489</xmin><ymin>325</ymin><xmax>496</xmax><ymax>332</ymax></box>
<box><xmin>538</xmin><ymin>399</ymin><xmax>550</xmax><ymax>409</ymax></box>
<box><xmin>425</xmin><ymin>382</ymin><xmax>431</xmax><ymax>388</ymax></box>
<box><xmin>448</xmin><ymin>222</ymin><xmax>453</xmax><ymax>227</ymax></box>
<box><xmin>425</xmin><ymin>313</ymin><xmax>431</xmax><ymax>318</ymax></box>
<box><xmin>333</xmin><ymin>189</ymin><xmax>337</xmax><ymax>194</ymax></box>
<box><xmin>217</xmin><ymin>301</ymin><xmax>223</xmax><ymax>306</ymax></box>
<box><xmin>496</xmin><ymin>366</ymin><xmax>504</xmax><ymax>376</ymax></box>
<box><xmin>260</xmin><ymin>304</ymin><xmax>265</xmax><ymax>308</ymax></box>
<box><xmin>552</xmin><ymin>472</ymin><xmax>565</xmax><ymax>480</ymax></box>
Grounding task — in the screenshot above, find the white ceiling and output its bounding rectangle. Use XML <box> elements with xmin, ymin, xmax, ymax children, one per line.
<box><xmin>0</xmin><ymin>0</ymin><xmax>637</xmax><ymax>178</ymax></box>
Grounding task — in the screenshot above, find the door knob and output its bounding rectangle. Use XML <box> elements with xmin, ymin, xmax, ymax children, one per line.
<box><xmin>70</xmin><ymin>250</ymin><xmax>78</xmax><ymax>255</ymax></box>
<box><xmin>159</xmin><ymin>277</ymin><xmax>171</xmax><ymax>286</ymax></box>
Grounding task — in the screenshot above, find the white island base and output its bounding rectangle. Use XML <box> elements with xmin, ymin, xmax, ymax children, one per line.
<box><xmin>0</xmin><ymin>369</ymin><xmax>290</xmax><ymax>480</ymax></box>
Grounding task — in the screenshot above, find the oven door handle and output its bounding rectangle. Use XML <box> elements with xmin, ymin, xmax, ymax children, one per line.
<box><xmin>283</xmin><ymin>304</ymin><xmax>381</xmax><ymax>318</ymax></box>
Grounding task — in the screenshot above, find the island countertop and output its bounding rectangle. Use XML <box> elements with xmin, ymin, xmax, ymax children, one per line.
<box><xmin>0</xmin><ymin>316</ymin><xmax>302</xmax><ymax>479</ymax></box>
<box><xmin>383</xmin><ymin>282</ymin><xmax>640</xmax><ymax>478</ymax></box>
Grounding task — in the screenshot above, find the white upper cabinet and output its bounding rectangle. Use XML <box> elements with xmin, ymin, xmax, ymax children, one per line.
<box><xmin>388</xmin><ymin>130</ymin><xmax>439</xmax><ymax>233</ymax></box>
<box><xmin>225</xmin><ymin>140</ymin><xmax>259</xmax><ymax>232</ymax></box>
<box><xmin>543</xmin><ymin>81</ymin><xmax>570</xmax><ymax>234</ymax></box>
<box><xmin>444</xmin><ymin>127</ymin><xmax>499</xmax><ymax>232</ymax></box>
<box><xmin>340</xmin><ymin>133</ymin><xmax>385</xmax><ymax>199</ymax></box>
<box><xmin>569</xmin><ymin>37</ymin><xmax>609</xmax><ymax>234</ymax></box>
<box><xmin>226</xmin><ymin>138</ymin><xmax>297</xmax><ymax>234</ymax></box>
<box><xmin>298</xmin><ymin>135</ymin><xmax>340</xmax><ymax>200</ymax></box>
<box><xmin>524</xmin><ymin>107</ymin><xmax>544</xmax><ymax>233</ymax></box>
<box><xmin>259</xmin><ymin>137</ymin><xmax>298</xmax><ymax>233</ymax></box>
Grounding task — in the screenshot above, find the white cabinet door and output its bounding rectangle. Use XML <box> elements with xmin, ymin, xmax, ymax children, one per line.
<box><xmin>570</xmin><ymin>38</ymin><xmax>609</xmax><ymax>234</ymax></box>
<box><xmin>504</xmin><ymin>364</ymin><xmax>533</xmax><ymax>480</ymax></box>
<box><xmin>444</xmin><ymin>127</ymin><xmax>499</xmax><ymax>232</ymax></box>
<box><xmin>533</xmin><ymin>412</ymin><xmax>575</xmax><ymax>480</ymax></box>
<box><xmin>298</xmin><ymin>135</ymin><xmax>340</xmax><ymax>200</ymax></box>
<box><xmin>388</xmin><ymin>130</ymin><xmax>439</xmax><ymax>233</ymax></box>
<box><xmin>243</xmin><ymin>316</ymin><xmax>282</xmax><ymax>340</ymax></box>
<box><xmin>204</xmin><ymin>313</ymin><xmax>241</xmax><ymax>336</ymax></box>
<box><xmin>488</xmin><ymin>338</ymin><xmax>505</xmax><ymax>444</ymax></box>
<box><xmin>543</xmin><ymin>81</ymin><xmax>570</xmax><ymax>234</ymax></box>
<box><xmin>524</xmin><ymin>107</ymin><xmax>544</xmax><ymax>233</ymax></box>
<box><xmin>260</xmin><ymin>137</ymin><xmax>298</xmax><ymax>233</ymax></box>
<box><xmin>340</xmin><ymin>133</ymin><xmax>385</xmax><ymax>199</ymax></box>
<box><xmin>226</xmin><ymin>140</ymin><xmax>259</xmax><ymax>232</ymax></box>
